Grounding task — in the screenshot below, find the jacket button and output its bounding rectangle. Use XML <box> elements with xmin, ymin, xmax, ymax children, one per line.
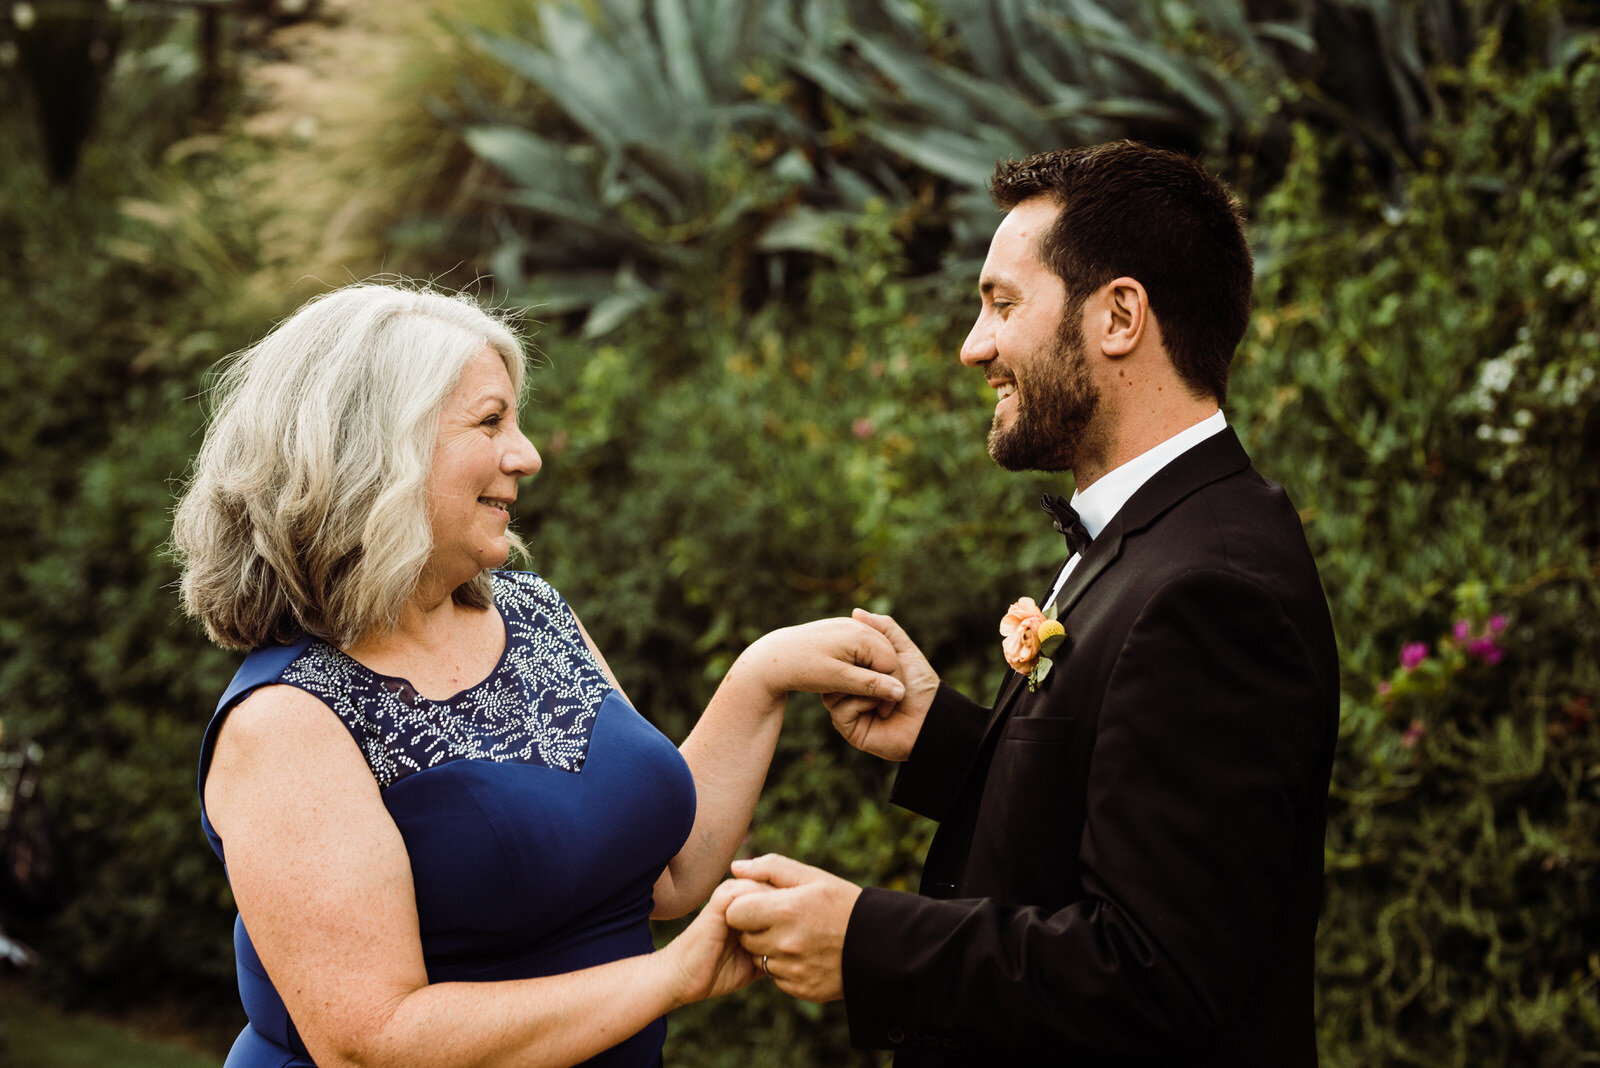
<box><xmin>886</xmin><ymin>1027</ymin><xmax>905</xmax><ymax>1044</ymax></box>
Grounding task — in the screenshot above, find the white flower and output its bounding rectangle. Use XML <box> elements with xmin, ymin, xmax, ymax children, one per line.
<box><xmin>1477</xmin><ymin>356</ymin><xmax>1516</xmax><ymax>394</ymax></box>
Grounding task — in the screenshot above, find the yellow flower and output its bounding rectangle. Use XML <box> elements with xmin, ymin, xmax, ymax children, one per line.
<box><xmin>1037</xmin><ymin>619</ymin><xmax>1066</xmax><ymax>658</ymax></box>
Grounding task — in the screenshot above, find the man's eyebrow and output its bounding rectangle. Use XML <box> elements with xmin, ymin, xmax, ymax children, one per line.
<box><xmin>979</xmin><ymin>273</ymin><xmax>1017</xmax><ymax>296</ymax></box>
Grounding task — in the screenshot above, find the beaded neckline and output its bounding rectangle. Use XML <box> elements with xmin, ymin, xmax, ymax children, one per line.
<box><xmin>326</xmin><ymin>607</ymin><xmax>512</xmax><ymax>708</ymax></box>
<box><xmin>275</xmin><ymin>572</ymin><xmax>614</xmax><ymax>787</ymax></box>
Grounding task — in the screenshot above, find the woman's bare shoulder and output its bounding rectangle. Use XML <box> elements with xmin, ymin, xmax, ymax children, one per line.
<box><xmin>208</xmin><ymin>683</ymin><xmax>375</xmax><ymax>819</ymax></box>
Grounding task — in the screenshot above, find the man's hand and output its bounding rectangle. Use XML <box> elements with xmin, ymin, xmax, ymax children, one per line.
<box><xmin>723</xmin><ymin>854</ymin><xmax>862</xmax><ymax>1003</ymax></box>
<box><xmin>822</xmin><ymin>609</ymin><xmax>939</xmax><ymax>761</ymax></box>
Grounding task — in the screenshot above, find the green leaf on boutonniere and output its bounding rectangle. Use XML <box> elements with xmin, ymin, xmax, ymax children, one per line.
<box><xmin>1029</xmin><ymin>657</ymin><xmax>1054</xmax><ymax>691</ymax></box>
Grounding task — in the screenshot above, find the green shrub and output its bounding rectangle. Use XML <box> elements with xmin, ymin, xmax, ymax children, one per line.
<box><xmin>0</xmin><ymin>18</ymin><xmax>286</xmax><ymax>1029</ymax></box>
<box><xmin>1231</xmin><ymin>34</ymin><xmax>1600</xmax><ymax>1063</ymax></box>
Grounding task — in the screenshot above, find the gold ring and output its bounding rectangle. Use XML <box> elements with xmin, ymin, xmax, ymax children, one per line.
<box><xmin>760</xmin><ymin>954</ymin><xmax>770</xmax><ymax>978</ymax></box>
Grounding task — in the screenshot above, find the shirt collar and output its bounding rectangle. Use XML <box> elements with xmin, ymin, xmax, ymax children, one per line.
<box><xmin>1070</xmin><ymin>410</ymin><xmax>1228</xmax><ymax>540</ymax></box>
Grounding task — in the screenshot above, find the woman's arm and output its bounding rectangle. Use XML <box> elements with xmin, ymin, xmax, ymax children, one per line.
<box><xmin>572</xmin><ymin>616</ymin><xmax>903</xmax><ymax>919</ymax></box>
<box><xmin>206</xmin><ymin>684</ymin><xmax>763</xmax><ymax>1068</ymax></box>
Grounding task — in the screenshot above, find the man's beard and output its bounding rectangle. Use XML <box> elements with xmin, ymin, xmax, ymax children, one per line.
<box><xmin>986</xmin><ymin>308</ymin><xmax>1101</xmax><ymax>473</ymax></box>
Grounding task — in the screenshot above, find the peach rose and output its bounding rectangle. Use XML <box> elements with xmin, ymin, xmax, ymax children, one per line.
<box><xmin>1000</xmin><ymin>597</ymin><xmax>1048</xmax><ymax>674</ymax></box>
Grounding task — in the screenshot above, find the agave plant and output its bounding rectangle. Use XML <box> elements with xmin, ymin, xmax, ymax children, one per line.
<box><xmin>454</xmin><ymin>0</ymin><xmax>1593</xmax><ymax>335</ymax></box>
<box><xmin>459</xmin><ymin>0</ymin><xmax>824</xmax><ymax>335</ymax></box>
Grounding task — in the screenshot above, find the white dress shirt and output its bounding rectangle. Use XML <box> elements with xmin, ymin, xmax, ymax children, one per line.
<box><xmin>1043</xmin><ymin>410</ymin><xmax>1228</xmax><ymax>611</ymax></box>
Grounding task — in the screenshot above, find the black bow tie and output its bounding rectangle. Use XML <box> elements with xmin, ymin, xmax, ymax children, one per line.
<box><xmin>1041</xmin><ymin>493</ymin><xmax>1092</xmax><ymax>556</ymax></box>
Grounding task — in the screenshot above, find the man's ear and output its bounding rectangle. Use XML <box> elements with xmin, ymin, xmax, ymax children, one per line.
<box><xmin>1100</xmin><ymin>277</ymin><xmax>1149</xmax><ymax>357</ymax></box>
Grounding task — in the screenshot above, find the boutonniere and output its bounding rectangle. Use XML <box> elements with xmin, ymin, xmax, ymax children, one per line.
<box><xmin>1000</xmin><ymin>597</ymin><xmax>1068</xmax><ymax>691</ymax></box>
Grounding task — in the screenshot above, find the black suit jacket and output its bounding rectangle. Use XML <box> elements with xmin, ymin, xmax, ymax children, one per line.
<box><xmin>842</xmin><ymin>429</ymin><xmax>1340</xmax><ymax>1066</ymax></box>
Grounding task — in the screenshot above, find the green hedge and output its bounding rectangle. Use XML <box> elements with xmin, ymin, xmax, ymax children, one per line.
<box><xmin>1231</xmin><ymin>37</ymin><xmax>1600</xmax><ymax>1063</ymax></box>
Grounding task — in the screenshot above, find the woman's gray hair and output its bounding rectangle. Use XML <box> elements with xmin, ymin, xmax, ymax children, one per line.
<box><xmin>172</xmin><ymin>282</ymin><xmax>528</xmax><ymax>651</ymax></box>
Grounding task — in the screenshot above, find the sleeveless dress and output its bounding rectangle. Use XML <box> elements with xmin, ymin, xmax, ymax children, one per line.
<box><xmin>196</xmin><ymin>571</ymin><xmax>697</xmax><ymax>1068</ymax></box>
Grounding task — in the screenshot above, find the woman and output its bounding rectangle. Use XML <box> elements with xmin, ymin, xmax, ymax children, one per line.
<box><xmin>172</xmin><ymin>283</ymin><xmax>904</xmax><ymax>1067</ymax></box>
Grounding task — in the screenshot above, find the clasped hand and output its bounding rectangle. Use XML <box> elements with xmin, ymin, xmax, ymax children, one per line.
<box><xmin>664</xmin><ymin>859</ymin><xmax>863</xmax><ymax>1007</ymax></box>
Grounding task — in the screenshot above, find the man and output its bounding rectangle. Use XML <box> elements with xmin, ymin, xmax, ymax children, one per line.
<box><xmin>724</xmin><ymin>141</ymin><xmax>1340</xmax><ymax>1065</ymax></box>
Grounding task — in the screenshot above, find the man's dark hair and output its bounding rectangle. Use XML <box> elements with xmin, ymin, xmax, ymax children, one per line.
<box><xmin>990</xmin><ymin>141</ymin><xmax>1253</xmax><ymax>402</ymax></box>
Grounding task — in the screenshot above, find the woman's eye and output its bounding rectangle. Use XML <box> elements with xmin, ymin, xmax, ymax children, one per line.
<box><xmin>482</xmin><ymin>414</ymin><xmax>501</xmax><ymax>427</ymax></box>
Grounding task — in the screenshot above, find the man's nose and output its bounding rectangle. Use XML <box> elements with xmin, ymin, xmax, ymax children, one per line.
<box><xmin>959</xmin><ymin>315</ymin><xmax>994</xmax><ymax>367</ymax></box>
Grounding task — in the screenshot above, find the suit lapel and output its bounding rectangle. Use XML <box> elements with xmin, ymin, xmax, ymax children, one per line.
<box><xmin>974</xmin><ymin>428</ymin><xmax>1253</xmax><ymax>751</ymax></box>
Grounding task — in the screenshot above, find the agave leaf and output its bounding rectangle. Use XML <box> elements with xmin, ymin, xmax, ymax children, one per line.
<box><xmin>1075</xmin><ymin>98</ymin><xmax>1191</xmax><ymax>125</ymax></box>
<box><xmin>473</xmin><ymin>34</ymin><xmax>624</xmax><ymax>153</ymax></box>
<box><xmin>828</xmin><ymin>162</ymin><xmax>889</xmax><ymax>209</ymax></box>
<box><xmin>755</xmin><ymin>206</ymin><xmax>852</xmax><ymax>257</ymax></box>
<box><xmin>530</xmin><ymin>6</ymin><xmax>676</xmax><ymax>147</ymax></box>
<box><xmin>1255</xmin><ymin>21</ymin><xmax>1317</xmax><ymax>56</ymax></box>
<box><xmin>1092</xmin><ymin>36</ymin><xmax>1232</xmax><ymax>126</ymax></box>
<box><xmin>516</xmin><ymin>270</ymin><xmax>622</xmax><ymax>316</ymax></box>
<box><xmin>915</xmin><ymin>57</ymin><xmax>1063</xmax><ymax>144</ymax></box>
<box><xmin>582</xmin><ymin>268</ymin><xmax>661</xmax><ymax>338</ymax></box>
<box><xmin>940</xmin><ymin>0</ymin><xmax>1011</xmax><ymax>83</ymax></box>
<box><xmin>789</xmin><ymin>52</ymin><xmax>880</xmax><ymax>111</ymax></box>
<box><xmin>863</xmin><ymin>120</ymin><xmax>1011</xmax><ymax>188</ymax></box>
<box><xmin>1019</xmin><ymin>1</ymin><xmax>1093</xmax><ymax>88</ymax></box>
<box><xmin>463</xmin><ymin>125</ymin><xmax>595</xmax><ymax>203</ymax></box>
<box><xmin>489</xmin><ymin>239</ymin><xmax>527</xmax><ymax>292</ymax></box>
<box><xmin>654</xmin><ymin>0</ymin><xmax>711</xmax><ymax>108</ymax></box>
<box><xmin>1187</xmin><ymin>0</ymin><xmax>1264</xmax><ymax>66</ymax></box>
<box><xmin>848</xmin><ymin>29</ymin><xmax>982</xmax><ymax>125</ymax></box>
<box><xmin>1058</xmin><ymin>0</ymin><xmax>1137</xmax><ymax>44</ymax></box>
<box><xmin>500</xmin><ymin>187</ymin><xmax>651</xmax><ymax>251</ymax></box>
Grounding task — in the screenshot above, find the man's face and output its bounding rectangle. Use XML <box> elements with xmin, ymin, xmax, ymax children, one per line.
<box><xmin>960</xmin><ymin>198</ymin><xmax>1101</xmax><ymax>473</ymax></box>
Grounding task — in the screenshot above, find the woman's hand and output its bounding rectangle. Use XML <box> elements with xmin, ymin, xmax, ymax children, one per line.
<box><xmin>661</xmin><ymin>879</ymin><xmax>771</xmax><ymax>1007</ymax></box>
<box><xmin>738</xmin><ymin>617</ymin><xmax>905</xmax><ymax>706</ymax></box>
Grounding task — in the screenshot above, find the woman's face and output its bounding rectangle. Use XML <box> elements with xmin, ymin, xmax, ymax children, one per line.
<box><xmin>426</xmin><ymin>346</ymin><xmax>540</xmax><ymax>591</ymax></box>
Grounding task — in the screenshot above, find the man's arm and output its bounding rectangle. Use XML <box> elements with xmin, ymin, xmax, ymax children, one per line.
<box><xmin>885</xmin><ymin>682</ymin><xmax>989</xmax><ymax>822</ymax></box>
<box><xmin>845</xmin><ymin>570</ymin><xmax>1331</xmax><ymax>1056</ymax></box>
<box><xmin>823</xmin><ymin>609</ymin><xmax>988</xmax><ymax>821</ymax></box>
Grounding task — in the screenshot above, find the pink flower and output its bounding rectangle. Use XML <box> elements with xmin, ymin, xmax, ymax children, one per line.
<box><xmin>852</xmin><ymin>417</ymin><xmax>876</xmax><ymax>439</ymax></box>
<box><xmin>1000</xmin><ymin>597</ymin><xmax>1048</xmax><ymax>675</ymax></box>
<box><xmin>1467</xmin><ymin>637</ymin><xmax>1504</xmax><ymax>665</ymax></box>
<box><xmin>1453</xmin><ymin>619</ymin><xmax>1471</xmax><ymax>642</ymax></box>
<box><xmin>1401</xmin><ymin>719</ymin><xmax>1425</xmax><ymax>749</ymax></box>
<box><xmin>1400</xmin><ymin>642</ymin><xmax>1429</xmax><ymax>670</ymax></box>
<box><xmin>1489</xmin><ymin>614</ymin><xmax>1507</xmax><ymax>633</ymax></box>
<box><xmin>1377</xmin><ymin>681</ymin><xmax>1392</xmax><ymax>697</ymax></box>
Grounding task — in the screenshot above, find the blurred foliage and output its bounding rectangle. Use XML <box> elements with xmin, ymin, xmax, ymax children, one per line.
<box><xmin>0</xmin><ymin>10</ymin><xmax>292</xmax><ymax>1034</ymax></box>
<box><xmin>2</xmin><ymin>1</ymin><xmax>1598</xmax><ymax>1065</ymax></box>
<box><xmin>448</xmin><ymin>0</ymin><xmax>1596</xmax><ymax>335</ymax></box>
<box><xmin>1228</xmin><ymin>32</ymin><xmax>1600</xmax><ymax>1060</ymax></box>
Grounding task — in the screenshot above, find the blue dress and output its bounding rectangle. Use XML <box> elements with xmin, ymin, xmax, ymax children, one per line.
<box><xmin>197</xmin><ymin>571</ymin><xmax>697</xmax><ymax>1067</ymax></box>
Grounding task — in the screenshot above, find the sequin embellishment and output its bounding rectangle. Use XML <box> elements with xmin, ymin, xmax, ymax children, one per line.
<box><xmin>278</xmin><ymin>572</ymin><xmax>612</xmax><ymax>787</ymax></box>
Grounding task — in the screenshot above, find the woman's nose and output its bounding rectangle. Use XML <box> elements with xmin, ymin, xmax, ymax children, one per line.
<box><xmin>505</xmin><ymin>428</ymin><xmax>541</xmax><ymax>476</ymax></box>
